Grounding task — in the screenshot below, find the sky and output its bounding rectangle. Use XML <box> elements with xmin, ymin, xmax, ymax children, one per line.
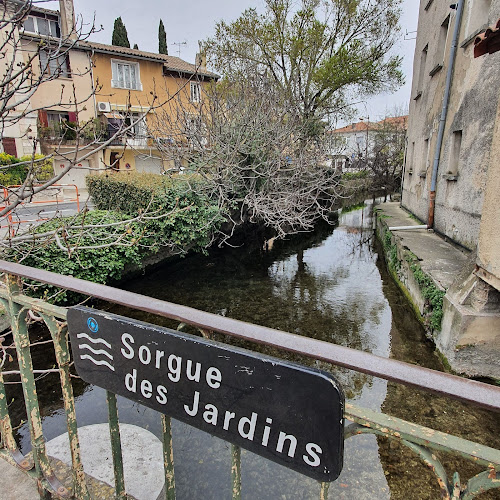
<box><xmin>40</xmin><ymin>0</ymin><xmax>419</xmax><ymax>123</ymax></box>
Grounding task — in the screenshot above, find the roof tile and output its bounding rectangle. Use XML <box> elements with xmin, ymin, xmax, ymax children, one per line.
<box><xmin>83</xmin><ymin>41</ymin><xmax>218</xmax><ymax>79</ymax></box>
<box><xmin>474</xmin><ymin>18</ymin><xmax>500</xmax><ymax>57</ymax></box>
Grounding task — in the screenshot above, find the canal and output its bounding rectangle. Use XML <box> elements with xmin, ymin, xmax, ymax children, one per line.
<box><xmin>6</xmin><ymin>200</ymin><xmax>500</xmax><ymax>499</ymax></box>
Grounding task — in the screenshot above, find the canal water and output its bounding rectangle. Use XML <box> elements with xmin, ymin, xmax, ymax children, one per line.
<box><xmin>6</xmin><ymin>200</ymin><xmax>500</xmax><ymax>499</ymax></box>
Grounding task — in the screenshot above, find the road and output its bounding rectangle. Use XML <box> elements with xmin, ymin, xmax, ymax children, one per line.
<box><xmin>1</xmin><ymin>199</ymin><xmax>94</xmax><ymax>238</ymax></box>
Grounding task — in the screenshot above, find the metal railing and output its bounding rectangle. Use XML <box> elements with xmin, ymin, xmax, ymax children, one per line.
<box><xmin>1</xmin><ymin>184</ymin><xmax>81</xmax><ymax>237</ymax></box>
<box><xmin>0</xmin><ymin>260</ymin><xmax>499</xmax><ymax>500</ymax></box>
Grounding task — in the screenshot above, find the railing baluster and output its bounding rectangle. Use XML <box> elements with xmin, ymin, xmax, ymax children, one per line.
<box><xmin>5</xmin><ymin>275</ymin><xmax>68</xmax><ymax>499</ymax></box>
<box><xmin>41</xmin><ymin>313</ymin><xmax>90</xmax><ymax>499</ymax></box>
<box><xmin>106</xmin><ymin>390</ymin><xmax>126</xmax><ymax>498</ymax></box>
<box><xmin>320</xmin><ymin>482</ymin><xmax>330</xmax><ymax>500</ymax></box>
<box><xmin>0</xmin><ymin>370</ymin><xmax>17</xmax><ymax>454</ymax></box>
<box><xmin>161</xmin><ymin>414</ymin><xmax>176</xmax><ymax>500</ymax></box>
<box><xmin>231</xmin><ymin>444</ymin><xmax>241</xmax><ymax>500</ymax></box>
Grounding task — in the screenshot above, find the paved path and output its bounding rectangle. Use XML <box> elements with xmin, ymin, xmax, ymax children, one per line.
<box><xmin>378</xmin><ymin>202</ymin><xmax>470</xmax><ymax>290</ymax></box>
<box><xmin>0</xmin><ymin>458</ymin><xmax>39</xmax><ymax>500</ymax></box>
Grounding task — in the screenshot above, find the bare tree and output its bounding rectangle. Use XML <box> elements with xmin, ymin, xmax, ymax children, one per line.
<box><xmin>148</xmin><ymin>75</ymin><xmax>343</xmax><ymax>240</ymax></box>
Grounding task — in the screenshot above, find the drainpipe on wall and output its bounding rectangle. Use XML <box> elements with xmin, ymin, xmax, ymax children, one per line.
<box><xmin>428</xmin><ymin>0</ymin><xmax>465</xmax><ymax>228</ymax></box>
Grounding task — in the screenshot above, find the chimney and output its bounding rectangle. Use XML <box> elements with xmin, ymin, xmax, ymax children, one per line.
<box><xmin>59</xmin><ymin>0</ymin><xmax>76</xmax><ymax>39</ymax></box>
<box><xmin>195</xmin><ymin>41</ymin><xmax>206</xmax><ymax>71</ymax></box>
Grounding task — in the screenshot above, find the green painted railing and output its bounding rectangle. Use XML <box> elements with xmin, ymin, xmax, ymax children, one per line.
<box><xmin>0</xmin><ymin>261</ymin><xmax>499</xmax><ymax>499</ymax></box>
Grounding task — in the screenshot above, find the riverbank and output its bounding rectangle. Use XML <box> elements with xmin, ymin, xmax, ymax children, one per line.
<box><xmin>375</xmin><ymin>201</ymin><xmax>500</xmax><ymax>379</ymax></box>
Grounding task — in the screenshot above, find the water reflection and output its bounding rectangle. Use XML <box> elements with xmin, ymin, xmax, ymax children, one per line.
<box><xmin>5</xmin><ymin>200</ymin><xmax>499</xmax><ymax>499</ymax></box>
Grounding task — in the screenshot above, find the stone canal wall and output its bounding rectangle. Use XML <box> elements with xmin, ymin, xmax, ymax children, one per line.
<box><xmin>375</xmin><ymin>202</ymin><xmax>500</xmax><ymax>380</ymax></box>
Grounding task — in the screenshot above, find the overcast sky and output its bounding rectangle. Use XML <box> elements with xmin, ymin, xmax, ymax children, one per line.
<box><xmin>40</xmin><ymin>0</ymin><xmax>419</xmax><ymax>122</ymax></box>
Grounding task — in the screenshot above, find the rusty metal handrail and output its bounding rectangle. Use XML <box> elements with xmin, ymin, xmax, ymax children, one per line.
<box><xmin>0</xmin><ymin>259</ymin><xmax>499</xmax><ymax>412</ymax></box>
<box><xmin>0</xmin><ymin>263</ymin><xmax>499</xmax><ymax>500</ymax></box>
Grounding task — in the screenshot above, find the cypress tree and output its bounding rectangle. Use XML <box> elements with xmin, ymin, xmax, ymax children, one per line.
<box><xmin>112</xmin><ymin>17</ymin><xmax>130</xmax><ymax>48</ymax></box>
<box><xmin>158</xmin><ymin>19</ymin><xmax>168</xmax><ymax>55</ymax></box>
<box><xmin>133</xmin><ymin>43</ymin><xmax>139</xmax><ymax>50</ymax></box>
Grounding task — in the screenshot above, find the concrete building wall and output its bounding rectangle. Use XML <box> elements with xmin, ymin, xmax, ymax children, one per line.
<box><xmin>402</xmin><ymin>0</ymin><xmax>500</xmax><ymax>250</ymax></box>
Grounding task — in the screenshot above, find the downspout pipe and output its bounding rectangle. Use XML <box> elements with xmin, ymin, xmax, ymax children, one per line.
<box><xmin>428</xmin><ymin>0</ymin><xmax>465</xmax><ymax>228</ymax></box>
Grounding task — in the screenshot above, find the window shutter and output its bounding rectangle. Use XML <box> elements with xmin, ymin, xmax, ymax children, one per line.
<box><xmin>38</xmin><ymin>110</ymin><xmax>48</xmax><ymax>127</ymax></box>
<box><xmin>2</xmin><ymin>138</ymin><xmax>17</xmax><ymax>157</ymax></box>
<box><xmin>68</xmin><ymin>112</ymin><xmax>77</xmax><ymax>123</ymax></box>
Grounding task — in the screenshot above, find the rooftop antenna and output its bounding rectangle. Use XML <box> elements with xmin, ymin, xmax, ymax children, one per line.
<box><xmin>405</xmin><ymin>29</ymin><xmax>417</xmax><ymax>40</ymax></box>
<box><xmin>172</xmin><ymin>40</ymin><xmax>187</xmax><ymax>57</ymax></box>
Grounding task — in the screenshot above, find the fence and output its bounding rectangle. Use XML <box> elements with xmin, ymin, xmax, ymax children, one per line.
<box><xmin>1</xmin><ymin>184</ymin><xmax>80</xmax><ymax>237</ymax></box>
<box><xmin>0</xmin><ymin>260</ymin><xmax>499</xmax><ymax>499</ymax></box>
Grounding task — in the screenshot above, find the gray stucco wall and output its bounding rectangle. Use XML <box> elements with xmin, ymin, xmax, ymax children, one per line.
<box><xmin>401</xmin><ymin>0</ymin><xmax>500</xmax><ymax>250</ymax></box>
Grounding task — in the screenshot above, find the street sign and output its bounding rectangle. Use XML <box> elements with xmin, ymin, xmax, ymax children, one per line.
<box><xmin>67</xmin><ymin>306</ymin><xmax>344</xmax><ymax>481</ymax></box>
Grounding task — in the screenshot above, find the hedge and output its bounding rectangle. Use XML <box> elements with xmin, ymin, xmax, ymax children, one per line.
<box><xmin>86</xmin><ymin>172</ymin><xmax>224</xmax><ymax>253</ymax></box>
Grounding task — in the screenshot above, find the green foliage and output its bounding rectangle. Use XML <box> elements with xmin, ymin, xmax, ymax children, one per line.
<box><xmin>341</xmin><ymin>202</ymin><xmax>365</xmax><ymax>214</ymax></box>
<box><xmin>409</xmin><ymin>259</ymin><xmax>446</xmax><ymax>331</ymax></box>
<box><xmin>133</xmin><ymin>43</ymin><xmax>139</xmax><ymax>50</ymax></box>
<box><xmin>158</xmin><ymin>19</ymin><xmax>168</xmax><ymax>55</ymax></box>
<box><xmin>0</xmin><ymin>154</ymin><xmax>53</xmax><ymax>185</ymax></box>
<box><xmin>86</xmin><ymin>173</ymin><xmax>224</xmax><ymax>253</ymax></box>
<box><xmin>38</xmin><ymin>120</ymin><xmax>78</xmax><ymax>140</ymax></box>
<box><xmin>0</xmin><ymin>153</ymin><xmax>23</xmax><ymax>185</ymax></box>
<box><xmin>80</xmin><ymin>118</ymin><xmax>106</xmax><ymax>141</ymax></box>
<box><xmin>206</xmin><ymin>0</ymin><xmax>404</xmax><ymax>121</ymax></box>
<box><xmin>112</xmin><ymin>17</ymin><xmax>130</xmax><ymax>48</ymax></box>
<box><xmin>342</xmin><ymin>170</ymin><xmax>369</xmax><ymax>180</ymax></box>
<box><xmin>5</xmin><ymin>211</ymin><xmax>143</xmax><ymax>304</ymax></box>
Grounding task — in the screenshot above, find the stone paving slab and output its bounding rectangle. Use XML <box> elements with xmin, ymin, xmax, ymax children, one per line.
<box><xmin>0</xmin><ymin>458</ymin><xmax>39</xmax><ymax>500</ymax></box>
<box><xmin>377</xmin><ymin>202</ymin><xmax>470</xmax><ymax>290</ymax></box>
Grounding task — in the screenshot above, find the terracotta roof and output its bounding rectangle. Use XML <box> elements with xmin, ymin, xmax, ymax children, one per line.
<box><xmin>331</xmin><ymin>115</ymin><xmax>408</xmax><ymax>135</ymax></box>
<box><xmin>82</xmin><ymin>41</ymin><xmax>219</xmax><ymax>79</ymax></box>
<box><xmin>474</xmin><ymin>18</ymin><xmax>500</xmax><ymax>57</ymax></box>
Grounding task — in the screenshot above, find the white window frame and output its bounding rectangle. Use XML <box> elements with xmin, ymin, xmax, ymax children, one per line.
<box><xmin>23</xmin><ymin>15</ymin><xmax>59</xmax><ymax>37</ymax></box>
<box><xmin>111</xmin><ymin>59</ymin><xmax>142</xmax><ymax>91</ymax></box>
<box><xmin>39</xmin><ymin>49</ymin><xmax>71</xmax><ymax>78</ymax></box>
<box><xmin>190</xmin><ymin>82</ymin><xmax>201</xmax><ymax>103</ymax></box>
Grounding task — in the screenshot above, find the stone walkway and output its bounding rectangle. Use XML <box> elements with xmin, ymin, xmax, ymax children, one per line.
<box><xmin>0</xmin><ymin>458</ymin><xmax>39</xmax><ymax>500</ymax></box>
<box><xmin>378</xmin><ymin>202</ymin><xmax>470</xmax><ymax>290</ymax></box>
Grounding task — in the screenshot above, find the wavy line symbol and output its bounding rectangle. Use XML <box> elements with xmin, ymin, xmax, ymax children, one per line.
<box><xmin>79</xmin><ymin>344</ymin><xmax>113</xmax><ymax>360</ymax></box>
<box><xmin>79</xmin><ymin>354</ymin><xmax>115</xmax><ymax>371</ymax></box>
<box><xmin>77</xmin><ymin>332</ymin><xmax>114</xmax><ymax>371</ymax></box>
<box><xmin>77</xmin><ymin>332</ymin><xmax>111</xmax><ymax>349</ymax></box>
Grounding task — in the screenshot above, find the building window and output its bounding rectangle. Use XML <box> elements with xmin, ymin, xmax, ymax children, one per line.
<box><xmin>190</xmin><ymin>82</ymin><xmax>201</xmax><ymax>103</ymax></box>
<box><xmin>39</xmin><ymin>49</ymin><xmax>71</xmax><ymax>78</ymax></box>
<box><xmin>448</xmin><ymin>130</ymin><xmax>462</xmax><ymax>175</ymax></box>
<box><xmin>125</xmin><ymin>113</ymin><xmax>147</xmax><ymax>137</ymax></box>
<box><xmin>417</xmin><ymin>45</ymin><xmax>428</xmax><ymax>95</ymax></box>
<box><xmin>437</xmin><ymin>15</ymin><xmax>450</xmax><ymax>64</ymax></box>
<box><xmin>111</xmin><ymin>60</ymin><xmax>142</xmax><ymax>90</ymax></box>
<box><xmin>465</xmin><ymin>0</ymin><xmax>492</xmax><ymax>37</ymax></box>
<box><xmin>23</xmin><ymin>15</ymin><xmax>60</xmax><ymax>37</ymax></box>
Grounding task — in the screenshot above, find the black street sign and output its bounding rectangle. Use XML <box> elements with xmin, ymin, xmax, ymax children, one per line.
<box><xmin>67</xmin><ymin>306</ymin><xmax>344</xmax><ymax>481</ymax></box>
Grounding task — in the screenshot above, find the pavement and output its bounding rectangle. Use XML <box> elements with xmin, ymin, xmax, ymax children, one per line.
<box><xmin>0</xmin><ymin>458</ymin><xmax>39</xmax><ymax>500</ymax></box>
<box><xmin>377</xmin><ymin>202</ymin><xmax>470</xmax><ymax>290</ymax></box>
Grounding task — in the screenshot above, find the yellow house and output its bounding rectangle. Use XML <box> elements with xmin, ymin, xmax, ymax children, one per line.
<box><xmin>2</xmin><ymin>0</ymin><xmax>218</xmax><ymax>193</ymax></box>
<box><xmin>86</xmin><ymin>42</ymin><xmax>218</xmax><ymax>174</ymax></box>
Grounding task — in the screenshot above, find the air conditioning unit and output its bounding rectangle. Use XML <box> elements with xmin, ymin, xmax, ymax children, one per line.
<box><xmin>97</xmin><ymin>102</ymin><xmax>111</xmax><ymax>113</ymax></box>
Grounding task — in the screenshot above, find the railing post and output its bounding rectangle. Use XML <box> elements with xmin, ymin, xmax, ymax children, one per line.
<box><xmin>231</xmin><ymin>444</ymin><xmax>241</xmax><ymax>500</ymax></box>
<box><xmin>4</xmin><ymin>274</ymin><xmax>69</xmax><ymax>498</ymax></box>
<box><xmin>106</xmin><ymin>390</ymin><xmax>126</xmax><ymax>498</ymax></box>
<box><xmin>41</xmin><ymin>313</ymin><xmax>90</xmax><ymax>499</ymax></box>
<box><xmin>161</xmin><ymin>414</ymin><xmax>176</xmax><ymax>500</ymax></box>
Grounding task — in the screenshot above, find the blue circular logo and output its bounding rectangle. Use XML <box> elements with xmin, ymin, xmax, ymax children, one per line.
<box><xmin>87</xmin><ymin>317</ymin><xmax>99</xmax><ymax>333</ymax></box>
